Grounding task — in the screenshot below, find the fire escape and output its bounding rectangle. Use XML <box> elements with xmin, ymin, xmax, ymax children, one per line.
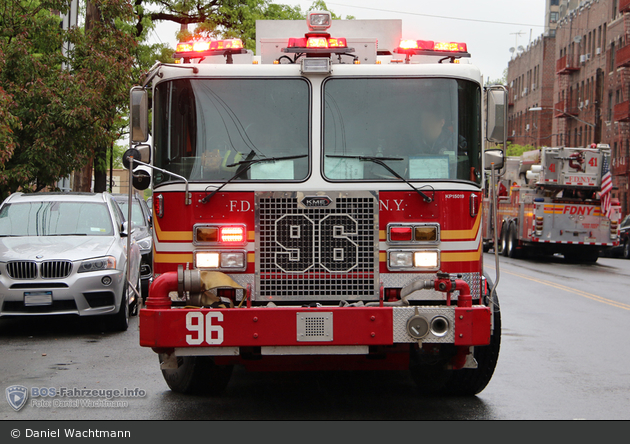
<box><xmin>555</xmin><ymin>54</ymin><xmax>580</xmax><ymax>145</ymax></box>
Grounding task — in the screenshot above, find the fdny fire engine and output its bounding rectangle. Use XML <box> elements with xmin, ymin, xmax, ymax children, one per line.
<box><xmin>126</xmin><ymin>11</ymin><xmax>507</xmax><ymax>396</ymax></box>
<box><xmin>482</xmin><ymin>144</ymin><xmax>620</xmax><ymax>262</ymax></box>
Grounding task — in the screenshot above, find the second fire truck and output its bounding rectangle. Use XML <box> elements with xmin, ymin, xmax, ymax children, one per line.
<box><xmin>482</xmin><ymin>144</ymin><xmax>620</xmax><ymax>261</ymax></box>
<box><xmin>126</xmin><ymin>11</ymin><xmax>507</xmax><ymax>396</ymax></box>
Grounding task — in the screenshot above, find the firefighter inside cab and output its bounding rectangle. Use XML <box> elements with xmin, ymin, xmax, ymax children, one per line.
<box><xmin>126</xmin><ymin>10</ymin><xmax>508</xmax><ymax>398</ymax></box>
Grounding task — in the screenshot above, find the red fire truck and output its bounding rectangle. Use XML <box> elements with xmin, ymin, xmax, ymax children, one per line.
<box><xmin>482</xmin><ymin>145</ymin><xmax>620</xmax><ymax>262</ymax></box>
<box><xmin>126</xmin><ymin>11</ymin><xmax>507</xmax><ymax>396</ymax></box>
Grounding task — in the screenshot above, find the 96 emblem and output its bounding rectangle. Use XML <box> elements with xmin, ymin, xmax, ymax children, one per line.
<box><xmin>6</xmin><ymin>385</ymin><xmax>28</xmax><ymax>411</ymax></box>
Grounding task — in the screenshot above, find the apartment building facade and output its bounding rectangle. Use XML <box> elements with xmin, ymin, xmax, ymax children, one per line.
<box><xmin>506</xmin><ymin>0</ymin><xmax>629</xmax><ymax>215</ymax></box>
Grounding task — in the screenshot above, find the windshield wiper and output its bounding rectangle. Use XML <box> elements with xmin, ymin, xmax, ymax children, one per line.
<box><xmin>326</xmin><ymin>155</ymin><xmax>433</xmax><ymax>203</ymax></box>
<box><xmin>200</xmin><ymin>153</ymin><xmax>308</xmax><ymax>204</ymax></box>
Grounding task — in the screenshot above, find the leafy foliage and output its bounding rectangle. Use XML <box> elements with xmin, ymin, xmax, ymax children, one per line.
<box><xmin>0</xmin><ymin>0</ymin><xmax>136</xmax><ymax>200</ymax></box>
<box><xmin>0</xmin><ymin>1</ymin><xmax>352</xmax><ymax>200</ymax></box>
<box><xmin>505</xmin><ymin>142</ymin><xmax>537</xmax><ymax>157</ymax></box>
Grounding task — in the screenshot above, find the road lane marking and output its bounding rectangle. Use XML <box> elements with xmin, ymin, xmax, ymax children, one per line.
<box><xmin>486</xmin><ymin>267</ymin><xmax>630</xmax><ymax>311</ymax></box>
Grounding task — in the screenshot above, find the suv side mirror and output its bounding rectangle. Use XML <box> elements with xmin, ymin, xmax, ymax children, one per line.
<box><xmin>121</xmin><ymin>221</ymin><xmax>136</xmax><ymax>237</ymax></box>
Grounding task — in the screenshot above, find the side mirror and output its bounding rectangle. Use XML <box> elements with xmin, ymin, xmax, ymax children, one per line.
<box><xmin>121</xmin><ymin>221</ymin><xmax>136</xmax><ymax>237</ymax></box>
<box><xmin>484</xmin><ymin>148</ymin><xmax>505</xmax><ymax>171</ymax></box>
<box><xmin>486</xmin><ymin>85</ymin><xmax>507</xmax><ymax>144</ymax></box>
<box><xmin>132</xmin><ymin>169</ymin><xmax>151</xmax><ymax>191</ymax></box>
<box><xmin>130</xmin><ymin>86</ymin><xmax>149</xmax><ymax>143</ymax></box>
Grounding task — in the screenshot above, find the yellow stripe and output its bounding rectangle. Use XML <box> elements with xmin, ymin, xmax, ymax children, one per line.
<box><xmin>248</xmin><ymin>252</ymin><xmax>255</xmax><ymax>263</ymax></box>
<box><xmin>441</xmin><ymin>212</ymin><xmax>481</xmax><ymax>240</ymax></box>
<box><xmin>154</xmin><ymin>252</ymin><xmax>194</xmax><ymax>263</ymax></box>
<box><xmin>248</xmin><ymin>231</ymin><xmax>255</xmax><ymax>241</ymax></box>
<box><xmin>379</xmin><ymin>252</ymin><xmax>387</xmax><ymax>262</ymax></box>
<box><xmin>441</xmin><ymin>242</ymin><xmax>482</xmax><ymax>262</ymax></box>
<box><xmin>154</xmin><ymin>217</ymin><xmax>192</xmax><ymax>242</ymax></box>
<box><xmin>379</xmin><ymin>230</ymin><xmax>386</xmax><ymax>241</ymax></box>
<box><xmin>486</xmin><ymin>267</ymin><xmax>630</xmax><ymax>311</ymax></box>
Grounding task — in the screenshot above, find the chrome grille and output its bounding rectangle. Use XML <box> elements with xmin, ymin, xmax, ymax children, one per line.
<box><xmin>257</xmin><ymin>191</ymin><xmax>378</xmax><ymax>301</ymax></box>
<box><xmin>6</xmin><ymin>261</ymin><xmax>38</xmax><ymax>280</ymax></box>
<box><xmin>41</xmin><ymin>261</ymin><xmax>72</xmax><ymax>279</ymax></box>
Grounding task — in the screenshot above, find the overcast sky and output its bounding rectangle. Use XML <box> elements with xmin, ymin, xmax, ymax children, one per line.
<box><xmin>149</xmin><ymin>0</ymin><xmax>547</xmax><ymax>82</ymax></box>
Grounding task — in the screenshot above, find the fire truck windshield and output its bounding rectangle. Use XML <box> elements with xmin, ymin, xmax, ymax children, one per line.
<box><xmin>323</xmin><ymin>77</ymin><xmax>481</xmax><ymax>184</ymax></box>
<box><xmin>153</xmin><ymin>78</ymin><xmax>310</xmax><ymax>185</ymax></box>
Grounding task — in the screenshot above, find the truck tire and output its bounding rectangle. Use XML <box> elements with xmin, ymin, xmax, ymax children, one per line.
<box><xmin>499</xmin><ymin>223</ymin><xmax>509</xmax><ymax>257</ymax></box>
<box><xmin>442</xmin><ymin>275</ymin><xmax>501</xmax><ymax>396</ymax></box>
<box><xmin>409</xmin><ymin>275</ymin><xmax>501</xmax><ymax>396</ymax></box>
<box><xmin>506</xmin><ymin>222</ymin><xmax>520</xmax><ymax>259</ymax></box>
<box><xmin>159</xmin><ymin>355</ymin><xmax>233</xmax><ymax>395</ymax></box>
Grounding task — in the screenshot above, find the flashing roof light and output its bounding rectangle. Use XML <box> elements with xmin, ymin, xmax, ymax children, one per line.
<box><xmin>287</xmin><ymin>37</ymin><xmax>348</xmax><ymax>49</ymax></box>
<box><xmin>395</xmin><ymin>39</ymin><xmax>470</xmax><ymax>60</ymax></box>
<box><xmin>174</xmin><ymin>38</ymin><xmax>245</xmax><ymax>58</ymax></box>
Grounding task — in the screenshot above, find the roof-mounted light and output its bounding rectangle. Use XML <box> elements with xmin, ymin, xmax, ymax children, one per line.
<box><xmin>394</xmin><ymin>39</ymin><xmax>470</xmax><ymax>61</ymax></box>
<box><xmin>174</xmin><ymin>38</ymin><xmax>246</xmax><ymax>60</ymax></box>
<box><xmin>307</xmin><ymin>10</ymin><xmax>332</xmax><ymax>32</ymax></box>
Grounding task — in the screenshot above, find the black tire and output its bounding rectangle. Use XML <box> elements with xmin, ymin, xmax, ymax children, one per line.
<box><xmin>110</xmin><ymin>280</ymin><xmax>130</xmax><ymax>332</ymax></box>
<box><xmin>498</xmin><ymin>222</ymin><xmax>509</xmax><ymax>256</ymax></box>
<box><xmin>159</xmin><ymin>354</ymin><xmax>233</xmax><ymax>395</ymax></box>
<box><xmin>507</xmin><ymin>222</ymin><xmax>520</xmax><ymax>259</ymax></box>
<box><xmin>409</xmin><ymin>274</ymin><xmax>501</xmax><ymax>396</ymax></box>
<box><xmin>482</xmin><ymin>240</ymin><xmax>491</xmax><ymax>253</ymax></box>
<box><xmin>130</xmin><ymin>276</ymin><xmax>141</xmax><ymax>317</ymax></box>
<box><xmin>623</xmin><ymin>241</ymin><xmax>630</xmax><ymax>260</ymax></box>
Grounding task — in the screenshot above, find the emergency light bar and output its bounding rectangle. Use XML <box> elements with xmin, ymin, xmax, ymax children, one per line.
<box><xmin>174</xmin><ymin>38</ymin><xmax>247</xmax><ymax>60</ymax></box>
<box><xmin>395</xmin><ymin>39</ymin><xmax>470</xmax><ymax>60</ymax></box>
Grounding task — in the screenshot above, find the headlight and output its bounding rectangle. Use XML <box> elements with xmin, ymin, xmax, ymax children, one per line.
<box><xmin>78</xmin><ymin>256</ymin><xmax>116</xmax><ymax>273</ymax></box>
<box><xmin>389</xmin><ymin>251</ymin><xmax>413</xmax><ymax>268</ymax></box>
<box><xmin>194</xmin><ymin>251</ymin><xmax>246</xmax><ymax>271</ymax></box>
<box><xmin>137</xmin><ymin>237</ymin><xmax>152</xmax><ymax>251</ymax></box>
<box><xmin>196</xmin><ymin>252</ymin><xmax>220</xmax><ymax>268</ymax></box>
<box><xmin>388</xmin><ymin>250</ymin><xmax>440</xmax><ymax>271</ymax></box>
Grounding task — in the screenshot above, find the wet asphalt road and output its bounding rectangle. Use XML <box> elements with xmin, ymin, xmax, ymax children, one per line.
<box><xmin>1</xmin><ymin>252</ymin><xmax>629</xmax><ymax>421</ymax></box>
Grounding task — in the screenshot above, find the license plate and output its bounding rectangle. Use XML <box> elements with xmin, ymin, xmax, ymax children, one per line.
<box><xmin>24</xmin><ymin>291</ymin><xmax>53</xmax><ymax>306</ymax></box>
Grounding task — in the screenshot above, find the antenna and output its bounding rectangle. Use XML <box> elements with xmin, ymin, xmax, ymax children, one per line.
<box><xmin>510</xmin><ymin>30</ymin><xmax>525</xmax><ymax>49</ymax></box>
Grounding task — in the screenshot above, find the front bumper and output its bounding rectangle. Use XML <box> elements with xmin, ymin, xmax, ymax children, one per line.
<box><xmin>139</xmin><ymin>304</ymin><xmax>492</xmax><ymax>355</ymax></box>
<box><xmin>0</xmin><ymin>270</ymin><xmax>125</xmax><ymax>317</ymax></box>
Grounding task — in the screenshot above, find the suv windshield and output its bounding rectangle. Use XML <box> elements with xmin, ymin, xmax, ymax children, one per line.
<box><xmin>153</xmin><ymin>78</ymin><xmax>310</xmax><ymax>185</ymax></box>
<box><xmin>115</xmin><ymin>199</ymin><xmax>147</xmax><ymax>227</ymax></box>
<box><xmin>0</xmin><ymin>202</ymin><xmax>114</xmax><ymax>236</ymax></box>
<box><xmin>323</xmin><ymin>77</ymin><xmax>481</xmax><ymax>184</ymax></box>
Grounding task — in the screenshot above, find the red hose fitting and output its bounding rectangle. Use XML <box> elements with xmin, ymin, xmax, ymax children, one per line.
<box><xmin>454</xmin><ymin>279</ymin><xmax>472</xmax><ymax>308</ymax></box>
<box><xmin>434</xmin><ymin>276</ymin><xmax>472</xmax><ymax>307</ymax></box>
<box><xmin>145</xmin><ymin>271</ymin><xmax>177</xmax><ymax>309</ymax></box>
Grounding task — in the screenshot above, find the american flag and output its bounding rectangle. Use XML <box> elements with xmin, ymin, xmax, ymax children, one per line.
<box><xmin>600</xmin><ymin>171</ymin><xmax>613</xmax><ymax>219</ymax></box>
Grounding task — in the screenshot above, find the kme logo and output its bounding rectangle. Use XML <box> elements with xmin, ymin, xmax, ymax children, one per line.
<box><xmin>6</xmin><ymin>385</ymin><xmax>28</xmax><ymax>411</ymax></box>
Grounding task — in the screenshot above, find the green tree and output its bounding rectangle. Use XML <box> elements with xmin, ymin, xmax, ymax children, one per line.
<box><xmin>0</xmin><ymin>0</ymin><xmax>136</xmax><ymax>199</ymax></box>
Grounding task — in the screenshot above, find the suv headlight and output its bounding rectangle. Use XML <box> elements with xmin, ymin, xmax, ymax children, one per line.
<box><xmin>78</xmin><ymin>256</ymin><xmax>117</xmax><ymax>273</ymax></box>
<box><xmin>137</xmin><ymin>236</ymin><xmax>152</xmax><ymax>252</ymax></box>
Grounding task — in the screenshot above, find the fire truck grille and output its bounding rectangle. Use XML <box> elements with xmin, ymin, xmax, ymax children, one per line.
<box><xmin>257</xmin><ymin>191</ymin><xmax>378</xmax><ymax>301</ymax></box>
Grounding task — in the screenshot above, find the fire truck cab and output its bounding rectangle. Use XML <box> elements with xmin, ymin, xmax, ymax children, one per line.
<box><xmin>128</xmin><ymin>11</ymin><xmax>506</xmax><ymax>396</ymax></box>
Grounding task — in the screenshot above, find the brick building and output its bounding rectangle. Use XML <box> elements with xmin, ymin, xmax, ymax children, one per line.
<box><xmin>506</xmin><ymin>0</ymin><xmax>630</xmax><ymax>215</ymax></box>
